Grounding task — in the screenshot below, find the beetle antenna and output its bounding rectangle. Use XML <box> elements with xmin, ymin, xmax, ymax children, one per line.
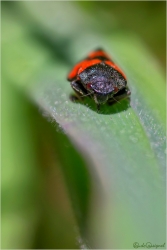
<box><xmin>112</xmin><ymin>96</ymin><xmax>121</xmax><ymax>104</ymax></box>
<box><xmin>80</xmin><ymin>92</ymin><xmax>93</xmax><ymax>98</ymax></box>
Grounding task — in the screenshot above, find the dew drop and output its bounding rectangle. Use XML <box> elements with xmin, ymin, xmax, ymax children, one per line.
<box><xmin>145</xmin><ymin>152</ymin><xmax>154</xmax><ymax>159</ymax></box>
<box><xmin>129</xmin><ymin>135</ymin><xmax>138</xmax><ymax>143</ymax></box>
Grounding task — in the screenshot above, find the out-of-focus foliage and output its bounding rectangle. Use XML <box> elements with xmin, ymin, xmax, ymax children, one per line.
<box><xmin>77</xmin><ymin>1</ymin><xmax>166</xmax><ymax>68</ymax></box>
<box><xmin>2</xmin><ymin>1</ymin><xmax>166</xmax><ymax>249</ymax></box>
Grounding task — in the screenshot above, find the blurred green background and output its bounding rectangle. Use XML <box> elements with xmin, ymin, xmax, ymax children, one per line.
<box><xmin>2</xmin><ymin>1</ymin><xmax>166</xmax><ymax>249</ymax></box>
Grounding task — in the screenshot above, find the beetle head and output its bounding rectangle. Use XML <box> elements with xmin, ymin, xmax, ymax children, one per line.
<box><xmin>79</xmin><ymin>63</ymin><xmax>126</xmax><ymax>104</ymax></box>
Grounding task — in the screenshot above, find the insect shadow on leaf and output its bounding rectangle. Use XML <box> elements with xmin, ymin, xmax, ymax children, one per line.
<box><xmin>67</xmin><ymin>48</ymin><xmax>131</xmax><ymax>114</ymax></box>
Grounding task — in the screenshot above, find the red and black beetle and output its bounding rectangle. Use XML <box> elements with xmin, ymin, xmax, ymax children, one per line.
<box><xmin>67</xmin><ymin>48</ymin><xmax>131</xmax><ymax>110</ymax></box>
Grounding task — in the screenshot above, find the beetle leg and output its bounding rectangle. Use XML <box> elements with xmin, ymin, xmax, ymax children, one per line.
<box><xmin>70</xmin><ymin>80</ymin><xmax>88</xmax><ymax>101</ymax></box>
<box><xmin>108</xmin><ymin>87</ymin><xmax>131</xmax><ymax>104</ymax></box>
<box><xmin>97</xmin><ymin>103</ymin><xmax>101</xmax><ymax>111</ymax></box>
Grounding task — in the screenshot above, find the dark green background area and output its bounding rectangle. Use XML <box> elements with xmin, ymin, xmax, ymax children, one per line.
<box><xmin>2</xmin><ymin>1</ymin><xmax>166</xmax><ymax>249</ymax></box>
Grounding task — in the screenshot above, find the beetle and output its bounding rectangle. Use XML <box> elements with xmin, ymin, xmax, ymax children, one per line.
<box><xmin>67</xmin><ymin>48</ymin><xmax>131</xmax><ymax>111</ymax></box>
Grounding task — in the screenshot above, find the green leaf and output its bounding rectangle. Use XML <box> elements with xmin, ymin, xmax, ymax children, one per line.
<box><xmin>2</xmin><ymin>2</ymin><xmax>165</xmax><ymax>249</ymax></box>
